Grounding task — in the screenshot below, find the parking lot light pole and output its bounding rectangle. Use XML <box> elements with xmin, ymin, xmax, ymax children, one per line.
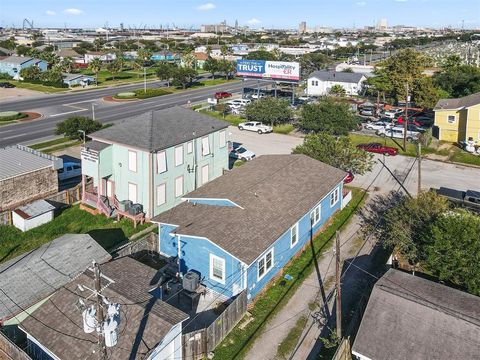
<box><xmin>91</xmin><ymin>104</ymin><xmax>96</xmax><ymax>121</ymax></box>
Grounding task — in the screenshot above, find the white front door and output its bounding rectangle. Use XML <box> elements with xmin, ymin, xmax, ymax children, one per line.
<box><xmin>201</xmin><ymin>164</ymin><xmax>209</xmax><ymax>185</ymax></box>
<box><xmin>128</xmin><ymin>183</ymin><xmax>137</xmax><ymax>203</ymax></box>
<box><xmin>106</xmin><ymin>180</ymin><xmax>113</xmax><ymax>198</ymax></box>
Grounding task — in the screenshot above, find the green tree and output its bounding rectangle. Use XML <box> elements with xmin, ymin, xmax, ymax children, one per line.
<box><xmin>88</xmin><ymin>58</ymin><xmax>102</xmax><ymax>85</ymax></box>
<box><xmin>329</xmin><ymin>84</ymin><xmax>346</xmax><ymax>97</ymax></box>
<box><xmin>245</xmin><ymin>50</ymin><xmax>276</xmax><ymax>61</ymax></box>
<box><xmin>19</xmin><ymin>66</ymin><xmax>41</xmax><ymax>81</ymax></box>
<box><xmin>441</xmin><ymin>54</ymin><xmax>462</xmax><ymax>69</ymax></box>
<box><xmin>341</xmin><ymin>67</ymin><xmax>354</xmax><ymax>73</ymax></box>
<box><xmin>245</xmin><ymin>97</ymin><xmax>292</xmax><ymax>126</ymax></box>
<box><xmin>15</xmin><ymin>45</ymin><xmax>30</xmax><ymax>56</ymax></box>
<box><xmin>376</xmin><ymin>191</ymin><xmax>449</xmax><ymax>265</ymax></box>
<box><xmin>299</xmin><ymin>98</ymin><xmax>358</xmax><ymax>135</ymax></box>
<box><xmin>39</xmin><ymin>51</ymin><xmax>60</xmax><ymax>69</ymax></box>
<box><xmin>433</xmin><ymin>65</ymin><xmax>480</xmax><ymax>98</ymax></box>
<box><xmin>300</xmin><ymin>53</ymin><xmax>332</xmax><ymax>78</ymax></box>
<box><xmin>93</xmin><ymin>37</ymin><xmax>106</xmax><ymax>51</ymax></box>
<box><xmin>172</xmin><ymin>67</ymin><xmax>197</xmax><ymax>89</ymax></box>
<box><xmin>156</xmin><ymin>62</ymin><xmax>175</xmax><ymax>87</ymax></box>
<box><xmin>0</xmin><ymin>37</ymin><xmax>16</xmax><ymax>50</ymax></box>
<box><xmin>107</xmin><ymin>59</ymin><xmax>121</xmax><ymax>80</ymax></box>
<box><xmin>293</xmin><ymin>133</ymin><xmax>374</xmax><ymax>175</ymax></box>
<box><xmin>424</xmin><ymin>210</ymin><xmax>480</xmax><ymax>295</ymax></box>
<box><xmin>182</xmin><ymin>51</ymin><xmax>196</xmax><ymax>69</ymax></box>
<box><xmin>39</xmin><ymin>69</ymin><xmax>63</xmax><ymax>84</ymax></box>
<box><xmin>218</xmin><ymin>60</ymin><xmax>236</xmax><ymax>80</ymax></box>
<box><xmin>134</xmin><ymin>48</ymin><xmax>153</xmax><ymax>77</ymax></box>
<box><xmin>55</xmin><ymin>116</ymin><xmax>102</xmax><ymax>140</ymax></box>
<box><xmin>59</xmin><ymin>57</ymin><xmax>74</xmax><ymax>73</ymax></box>
<box><xmin>203</xmin><ymin>57</ymin><xmax>219</xmax><ymax>79</ymax></box>
<box><xmin>220</xmin><ymin>45</ymin><xmax>229</xmax><ymax>59</ymax></box>
<box><xmin>412</xmin><ymin>76</ymin><xmax>446</xmax><ymax>109</ymax></box>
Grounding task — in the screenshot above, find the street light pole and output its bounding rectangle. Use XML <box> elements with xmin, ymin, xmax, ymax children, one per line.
<box><xmin>144</xmin><ymin>65</ymin><xmax>147</xmax><ymax>94</ymax></box>
<box><xmin>92</xmin><ymin>104</ymin><xmax>96</xmax><ymax>121</ymax></box>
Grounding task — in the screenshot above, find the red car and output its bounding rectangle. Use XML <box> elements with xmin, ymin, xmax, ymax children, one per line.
<box><xmin>214</xmin><ymin>91</ymin><xmax>232</xmax><ymax>99</ymax></box>
<box><xmin>344</xmin><ymin>171</ymin><xmax>354</xmax><ymax>184</ymax></box>
<box><xmin>396</xmin><ymin>116</ymin><xmax>421</xmax><ymax>127</ymax></box>
<box><xmin>357</xmin><ymin>143</ymin><xmax>398</xmax><ymax>156</ymax></box>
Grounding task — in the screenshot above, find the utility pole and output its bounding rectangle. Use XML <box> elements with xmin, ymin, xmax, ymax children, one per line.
<box><xmin>93</xmin><ymin>261</ymin><xmax>107</xmax><ymax>360</ymax></box>
<box><xmin>403</xmin><ymin>83</ymin><xmax>409</xmax><ymax>151</ymax></box>
<box><xmin>417</xmin><ymin>141</ymin><xmax>422</xmax><ymax>195</ymax></box>
<box><xmin>143</xmin><ymin>65</ymin><xmax>147</xmax><ymax>94</ymax></box>
<box><xmin>335</xmin><ymin>231</ymin><xmax>342</xmax><ymax>339</ymax></box>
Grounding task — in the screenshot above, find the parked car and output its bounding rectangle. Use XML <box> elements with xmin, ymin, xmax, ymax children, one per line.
<box><xmin>214</xmin><ymin>91</ymin><xmax>232</xmax><ymax>99</ymax></box>
<box><xmin>356</xmin><ymin>143</ymin><xmax>398</xmax><ymax>156</ymax></box>
<box><xmin>238</xmin><ymin>121</ymin><xmax>273</xmax><ymax>134</ymax></box>
<box><xmin>432</xmin><ymin>187</ymin><xmax>480</xmax><ymax>213</ymax></box>
<box><xmin>376</xmin><ymin>127</ymin><xmax>419</xmax><ymax>142</ymax></box>
<box><xmin>396</xmin><ymin>116</ymin><xmax>422</xmax><ymax>127</ymax></box>
<box><xmin>58</xmin><ymin>162</ymin><xmax>81</xmax><ymax>181</ymax></box>
<box><xmin>0</xmin><ymin>82</ymin><xmax>15</xmax><ymax>88</ymax></box>
<box><xmin>410</xmin><ymin>115</ymin><xmax>434</xmax><ymax>127</ymax></box>
<box><xmin>383</xmin><ymin>108</ymin><xmax>403</xmax><ymax>118</ymax></box>
<box><xmin>251</xmin><ymin>93</ymin><xmax>266</xmax><ymax>100</ymax></box>
<box><xmin>344</xmin><ymin>171</ymin><xmax>354</xmax><ymax>184</ymax></box>
<box><xmin>229</xmin><ymin>142</ymin><xmax>256</xmax><ymax>161</ymax></box>
<box><xmin>364</xmin><ymin>121</ymin><xmax>395</xmax><ymax>131</ymax></box>
<box><xmin>359</xmin><ymin>107</ymin><xmax>375</xmax><ymax>117</ymax></box>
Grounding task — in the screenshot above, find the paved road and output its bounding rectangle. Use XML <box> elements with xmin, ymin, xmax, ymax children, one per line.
<box><xmin>0</xmin><ymin>79</ymin><xmax>260</xmax><ymax>147</ymax></box>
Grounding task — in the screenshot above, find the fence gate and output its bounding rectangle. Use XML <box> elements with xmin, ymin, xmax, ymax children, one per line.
<box><xmin>182</xmin><ymin>330</ymin><xmax>207</xmax><ymax>360</ymax></box>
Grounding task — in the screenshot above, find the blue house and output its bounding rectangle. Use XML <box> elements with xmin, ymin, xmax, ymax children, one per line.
<box><xmin>0</xmin><ymin>56</ymin><xmax>48</xmax><ymax>79</ymax></box>
<box><xmin>152</xmin><ymin>155</ymin><xmax>348</xmax><ymax>302</ymax></box>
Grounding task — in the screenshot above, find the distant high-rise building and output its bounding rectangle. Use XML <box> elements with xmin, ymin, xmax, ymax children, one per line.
<box><xmin>376</xmin><ymin>18</ymin><xmax>388</xmax><ymax>30</ymax></box>
<box><xmin>235</xmin><ymin>19</ymin><xmax>238</xmax><ymax>30</ymax></box>
<box><xmin>299</xmin><ymin>21</ymin><xmax>307</xmax><ymax>34</ymax></box>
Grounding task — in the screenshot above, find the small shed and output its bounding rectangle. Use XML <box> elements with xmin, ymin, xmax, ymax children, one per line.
<box><xmin>12</xmin><ymin>200</ymin><xmax>55</xmax><ymax>232</ymax></box>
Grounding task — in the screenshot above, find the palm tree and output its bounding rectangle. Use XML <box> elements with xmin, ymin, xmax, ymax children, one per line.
<box><xmin>107</xmin><ymin>59</ymin><xmax>121</xmax><ymax>80</ymax></box>
<box><xmin>182</xmin><ymin>52</ymin><xmax>196</xmax><ymax>69</ymax></box>
<box><xmin>220</xmin><ymin>45</ymin><xmax>229</xmax><ymax>60</ymax></box>
<box><xmin>271</xmin><ymin>48</ymin><xmax>282</xmax><ymax>60</ymax></box>
<box><xmin>329</xmin><ymin>84</ymin><xmax>347</xmax><ymax>97</ymax></box>
<box><xmin>89</xmin><ymin>58</ymin><xmax>102</xmax><ymax>86</ymax></box>
<box><xmin>61</xmin><ymin>57</ymin><xmax>74</xmax><ymax>73</ymax></box>
<box><xmin>205</xmin><ymin>45</ymin><xmax>212</xmax><ymax>57</ymax></box>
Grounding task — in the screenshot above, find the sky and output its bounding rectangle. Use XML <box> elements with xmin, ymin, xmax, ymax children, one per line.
<box><xmin>0</xmin><ymin>0</ymin><xmax>479</xmax><ymax>30</ymax></box>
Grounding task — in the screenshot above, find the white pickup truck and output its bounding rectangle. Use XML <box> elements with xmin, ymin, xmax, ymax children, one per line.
<box><xmin>238</xmin><ymin>121</ymin><xmax>273</xmax><ymax>134</ymax></box>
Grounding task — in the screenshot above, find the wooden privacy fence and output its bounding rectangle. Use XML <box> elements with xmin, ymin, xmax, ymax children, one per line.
<box><xmin>183</xmin><ymin>290</ymin><xmax>247</xmax><ymax>360</ymax></box>
<box><xmin>0</xmin><ymin>184</ymin><xmax>82</xmax><ymax>226</ymax></box>
<box><xmin>332</xmin><ymin>337</ymin><xmax>352</xmax><ymax>360</ymax></box>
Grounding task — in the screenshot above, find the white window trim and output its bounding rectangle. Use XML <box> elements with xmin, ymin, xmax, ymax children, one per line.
<box><xmin>201</xmin><ymin>136</ymin><xmax>210</xmax><ymax>156</ymax></box>
<box><xmin>257</xmin><ymin>248</ymin><xmax>274</xmax><ymax>281</ymax></box>
<box><xmin>157</xmin><ymin>151</ymin><xmax>167</xmax><ymax>174</ymax></box>
<box><xmin>209</xmin><ymin>254</ymin><xmax>226</xmax><ymax>284</ymax></box>
<box><xmin>174</xmin><ymin>145</ymin><xmax>184</xmax><ymax>167</ymax></box>
<box><xmin>128</xmin><ymin>150</ymin><xmax>137</xmax><ymax>172</ymax></box>
<box><xmin>330</xmin><ymin>187</ymin><xmax>340</xmax><ymax>207</ymax></box>
<box><xmin>128</xmin><ymin>182</ymin><xmax>137</xmax><ymax>203</ymax></box>
<box><xmin>219</xmin><ymin>130</ymin><xmax>226</xmax><ymax>148</ymax></box>
<box><xmin>174</xmin><ymin>176</ymin><xmax>184</xmax><ymax>198</ymax></box>
<box><xmin>187</xmin><ymin>141</ymin><xmax>193</xmax><ymax>154</ymax></box>
<box><xmin>311</xmin><ymin>205</ymin><xmax>321</xmax><ymax>226</ymax></box>
<box><xmin>290</xmin><ymin>222</ymin><xmax>299</xmax><ymax>248</ymax></box>
<box><xmin>156</xmin><ymin>183</ymin><xmax>166</xmax><ymax>206</ymax></box>
<box><xmin>447</xmin><ymin>115</ymin><xmax>456</xmax><ymax>124</ymax></box>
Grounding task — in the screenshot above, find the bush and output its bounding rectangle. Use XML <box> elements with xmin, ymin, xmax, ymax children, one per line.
<box><xmin>116</xmin><ymin>92</ymin><xmax>136</xmax><ymax>99</ymax></box>
<box><xmin>133</xmin><ymin>88</ymin><xmax>171</xmax><ymax>99</ymax></box>
<box><xmin>273</xmin><ymin>124</ymin><xmax>295</xmax><ymax>134</ymax></box>
<box><xmin>0</xmin><ymin>72</ymin><xmax>13</xmax><ymax>80</ymax></box>
<box><xmin>0</xmin><ymin>111</ymin><xmax>27</xmax><ymax>121</ymax></box>
<box><xmin>55</xmin><ymin>116</ymin><xmax>102</xmax><ymax>140</ymax></box>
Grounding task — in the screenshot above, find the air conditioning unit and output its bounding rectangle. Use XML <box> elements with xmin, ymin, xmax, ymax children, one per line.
<box><xmin>118</xmin><ymin>200</ymin><xmax>132</xmax><ymax>212</ymax></box>
<box><xmin>183</xmin><ymin>271</ymin><xmax>200</xmax><ymax>292</ymax></box>
<box><xmin>128</xmin><ymin>203</ymin><xmax>143</xmax><ymax>215</ymax></box>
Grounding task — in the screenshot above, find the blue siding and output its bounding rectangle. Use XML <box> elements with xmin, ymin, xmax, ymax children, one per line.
<box><xmin>159</xmin><ymin>224</ymin><xmax>178</xmax><ymax>257</ymax></box>
<box><xmin>184</xmin><ymin>198</ymin><xmax>238</xmax><ymax>207</ymax></box>
<box><xmin>26</xmin><ymin>338</ymin><xmax>55</xmax><ymax>360</ymax></box>
<box><xmin>246</xmin><ymin>182</ymin><xmax>343</xmax><ymax>301</ymax></box>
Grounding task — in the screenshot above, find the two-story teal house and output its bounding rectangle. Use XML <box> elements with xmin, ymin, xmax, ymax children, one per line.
<box><xmin>81</xmin><ymin>107</ymin><xmax>229</xmax><ymax>220</ymax></box>
<box><xmin>152</xmin><ymin>155</ymin><xmax>349</xmax><ymax>302</ymax></box>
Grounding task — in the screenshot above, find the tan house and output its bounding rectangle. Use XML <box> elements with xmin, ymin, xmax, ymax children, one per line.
<box><xmin>433</xmin><ymin>92</ymin><xmax>480</xmax><ymax>143</ymax></box>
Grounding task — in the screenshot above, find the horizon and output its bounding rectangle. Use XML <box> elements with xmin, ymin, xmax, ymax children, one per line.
<box><xmin>0</xmin><ymin>0</ymin><xmax>479</xmax><ymax>30</ymax></box>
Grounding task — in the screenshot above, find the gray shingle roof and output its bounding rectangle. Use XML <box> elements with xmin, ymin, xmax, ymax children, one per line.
<box><xmin>308</xmin><ymin>70</ymin><xmax>365</xmax><ymax>83</ymax></box>
<box><xmin>13</xmin><ymin>199</ymin><xmax>55</xmax><ymax>219</ymax></box>
<box><xmin>352</xmin><ymin>269</ymin><xmax>480</xmax><ymax>360</ymax></box>
<box><xmin>0</xmin><ymin>145</ymin><xmax>63</xmax><ymax>181</ymax></box>
<box><xmin>434</xmin><ymin>92</ymin><xmax>480</xmax><ymax>110</ymax></box>
<box><xmin>152</xmin><ymin>155</ymin><xmax>346</xmax><ymax>264</ymax></box>
<box><xmin>0</xmin><ymin>55</ymin><xmax>44</xmax><ymax>65</ymax></box>
<box><xmin>90</xmin><ymin>107</ymin><xmax>228</xmax><ymax>152</ymax></box>
<box><xmin>0</xmin><ymin>234</ymin><xmax>111</xmax><ymax>321</ymax></box>
<box><xmin>19</xmin><ymin>257</ymin><xmax>188</xmax><ymax>360</ymax></box>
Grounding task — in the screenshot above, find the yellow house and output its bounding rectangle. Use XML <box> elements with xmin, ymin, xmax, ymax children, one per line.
<box><xmin>433</xmin><ymin>92</ymin><xmax>480</xmax><ymax>143</ymax></box>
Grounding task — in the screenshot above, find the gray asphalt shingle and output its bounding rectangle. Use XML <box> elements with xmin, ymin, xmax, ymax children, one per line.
<box><xmin>90</xmin><ymin>106</ymin><xmax>228</xmax><ymax>152</ymax></box>
<box><xmin>308</xmin><ymin>70</ymin><xmax>365</xmax><ymax>83</ymax></box>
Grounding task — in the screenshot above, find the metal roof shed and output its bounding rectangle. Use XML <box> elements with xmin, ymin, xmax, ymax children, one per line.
<box><xmin>12</xmin><ymin>199</ymin><xmax>55</xmax><ymax>232</ymax></box>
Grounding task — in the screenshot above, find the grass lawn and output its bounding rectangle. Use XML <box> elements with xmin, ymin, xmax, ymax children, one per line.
<box><xmin>79</xmin><ymin>68</ymin><xmax>157</xmax><ymax>85</ymax></box>
<box><xmin>449</xmin><ymin>148</ymin><xmax>480</xmax><ymax>167</ymax></box>
<box><xmin>199</xmin><ymin>109</ymin><xmax>244</xmax><ymax>126</ymax></box>
<box><xmin>349</xmin><ymin>133</ymin><xmax>419</xmax><ymax>157</ymax></box>
<box><xmin>12</xmin><ymin>81</ymin><xmax>69</xmax><ymax>93</ymax></box>
<box><xmin>276</xmin><ymin>315</ymin><xmax>308</xmax><ymax>359</ymax></box>
<box><xmin>0</xmin><ymin>120</ymin><xmax>16</xmax><ymax>126</ymax></box>
<box><xmin>44</xmin><ymin>140</ymin><xmax>83</xmax><ymax>154</ymax></box>
<box><xmin>273</xmin><ymin>124</ymin><xmax>295</xmax><ymax>135</ymax></box>
<box><xmin>212</xmin><ymin>189</ymin><xmax>366</xmax><ymax>360</ymax></box>
<box><xmin>29</xmin><ymin>137</ymin><xmax>71</xmax><ymax>150</ymax></box>
<box><xmin>0</xmin><ymin>205</ymin><xmax>151</xmax><ymax>264</ymax></box>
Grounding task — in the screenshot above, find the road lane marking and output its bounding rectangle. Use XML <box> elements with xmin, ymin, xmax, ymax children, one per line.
<box><xmin>50</xmin><ymin>109</ymin><xmax>87</xmax><ymax>117</ymax></box>
<box><xmin>2</xmin><ymin>128</ymin><xmax>52</xmax><ymax>140</ymax></box>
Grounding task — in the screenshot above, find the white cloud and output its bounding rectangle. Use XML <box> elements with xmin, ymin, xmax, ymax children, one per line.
<box><xmin>247</xmin><ymin>18</ymin><xmax>261</xmax><ymax>25</ymax></box>
<box><xmin>45</xmin><ymin>10</ymin><xmax>56</xmax><ymax>16</ymax></box>
<box><xmin>196</xmin><ymin>3</ymin><xmax>216</xmax><ymax>11</ymax></box>
<box><xmin>63</xmin><ymin>8</ymin><xmax>84</xmax><ymax>15</ymax></box>
<box><xmin>356</xmin><ymin>1</ymin><xmax>367</xmax><ymax>5</ymax></box>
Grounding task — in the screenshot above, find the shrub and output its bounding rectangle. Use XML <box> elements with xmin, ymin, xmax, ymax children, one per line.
<box><xmin>273</xmin><ymin>124</ymin><xmax>295</xmax><ymax>134</ymax></box>
<box><xmin>116</xmin><ymin>92</ymin><xmax>136</xmax><ymax>99</ymax></box>
<box><xmin>133</xmin><ymin>88</ymin><xmax>171</xmax><ymax>99</ymax></box>
<box><xmin>0</xmin><ymin>72</ymin><xmax>13</xmax><ymax>80</ymax></box>
<box><xmin>55</xmin><ymin>116</ymin><xmax>102</xmax><ymax>140</ymax></box>
<box><xmin>0</xmin><ymin>111</ymin><xmax>27</xmax><ymax>121</ymax></box>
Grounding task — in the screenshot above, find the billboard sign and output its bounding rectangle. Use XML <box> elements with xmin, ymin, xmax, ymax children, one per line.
<box><xmin>236</xmin><ymin>60</ymin><xmax>300</xmax><ymax>82</ymax></box>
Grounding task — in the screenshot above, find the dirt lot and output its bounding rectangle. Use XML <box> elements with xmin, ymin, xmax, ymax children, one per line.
<box><xmin>0</xmin><ymin>87</ymin><xmax>42</xmax><ymax>102</ymax></box>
